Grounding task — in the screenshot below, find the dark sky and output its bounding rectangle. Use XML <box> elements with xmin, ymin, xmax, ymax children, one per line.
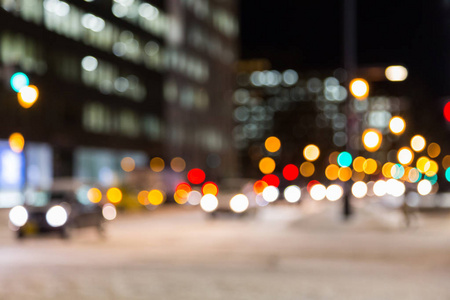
<box><xmin>240</xmin><ymin>0</ymin><xmax>438</xmax><ymax>72</ymax></box>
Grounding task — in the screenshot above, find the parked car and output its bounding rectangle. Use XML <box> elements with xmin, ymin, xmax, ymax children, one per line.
<box><xmin>8</xmin><ymin>179</ymin><xmax>112</xmax><ymax>239</ymax></box>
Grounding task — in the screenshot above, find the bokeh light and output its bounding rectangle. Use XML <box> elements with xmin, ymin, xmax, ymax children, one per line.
<box><xmin>303</xmin><ymin>144</ymin><xmax>320</xmax><ymax>162</ymax></box>
<box><xmin>18</xmin><ymin>85</ymin><xmax>39</xmax><ymax>108</ymax></box>
<box><xmin>200</xmin><ymin>194</ymin><xmax>218</xmax><ymax>212</ymax></box>
<box><xmin>102</xmin><ymin>203</ymin><xmax>117</xmax><ymax>221</ymax></box>
<box><xmin>284</xmin><ymin>185</ymin><xmax>301</xmax><ymax>203</ymax></box>
<box><xmin>107</xmin><ymin>187</ymin><xmax>122</xmax><ymax>203</ymax></box>
<box><xmin>137</xmin><ymin>190</ymin><xmax>149</xmax><ymax>205</ymax></box>
<box><xmin>187</xmin><ymin>191</ymin><xmax>202</xmax><ymax>205</ymax></box>
<box><xmin>416</xmin><ymin>157</ymin><xmax>430</xmax><ymax>173</ymax></box>
<box><xmin>352</xmin><ymin>171</ymin><xmax>365</xmax><ymax>182</ymax></box>
<box><xmin>310</xmin><ymin>184</ymin><xmax>326</xmax><ymax>201</ymax></box>
<box><xmin>229</xmin><ymin>194</ymin><xmax>249</xmax><ymax>213</ymax></box>
<box><xmin>411</xmin><ymin>135</ymin><xmax>426</xmax><ymax>152</ymax></box>
<box><xmin>362</xmin><ymin>129</ymin><xmax>382</xmax><ymax>152</ymax></box>
<box><xmin>170</xmin><ymin>157</ymin><xmax>186</xmax><ymax>172</ymax></box>
<box><xmin>283</xmin><ymin>164</ymin><xmax>299</xmax><ymax>181</ymax></box>
<box><xmin>10</xmin><ymin>72</ymin><xmax>29</xmax><ymax>92</ymax></box>
<box><xmin>259</xmin><ymin>157</ymin><xmax>276</xmax><ymax>174</ymax></box>
<box><xmin>150</xmin><ymin>157</ymin><xmax>165</xmax><ymax>172</ymax></box>
<box><xmin>386</xmin><ymin>179</ymin><xmax>405</xmax><ymax>197</ymax></box>
<box><xmin>353</xmin><ymin>156</ymin><xmax>366</xmax><ymax>173</ymax></box>
<box><xmin>352</xmin><ymin>181</ymin><xmax>367</xmax><ymax>198</ymax></box>
<box><xmin>391</xmin><ymin>164</ymin><xmax>405</xmax><ymax>179</ymax></box>
<box><xmin>397</xmin><ymin>147</ymin><xmax>414</xmax><ymax>165</ymax></box>
<box><xmin>338</xmin><ymin>167</ymin><xmax>352</xmax><ymax>182</ymax></box>
<box><xmin>9</xmin><ymin>132</ymin><xmax>25</xmax><ymax>153</ymax></box>
<box><xmin>427</xmin><ymin>143</ymin><xmax>441</xmax><ymax>158</ymax></box>
<box><xmin>187</xmin><ymin>168</ymin><xmax>206</xmax><ymax>184</ymax></box>
<box><xmin>444</xmin><ymin>102</ymin><xmax>450</xmax><ymax>122</ymax></box>
<box><xmin>325</xmin><ymin>164</ymin><xmax>339</xmax><ymax>180</ymax></box>
<box><xmin>175</xmin><ymin>183</ymin><xmax>192</xmax><ymax>199</ymax></box>
<box><xmin>446</xmin><ymin>168</ymin><xmax>450</xmax><ymax>182</ymax></box>
<box><xmin>300</xmin><ymin>162</ymin><xmax>315</xmax><ymax>177</ymax></box>
<box><xmin>363</xmin><ymin>158</ymin><xmax>377</xmax><ymax>175</ymax></box>
<box><xmin>202</xmin><ymin>182</ymin><xmax>219</xmax><ymax>196</ymax></box>
<box><xmin>373</xmin><ymin>180</ymin><xmax>387</xmax><ymax>197</ymax></box>
<box><xmin>121</xmin><ymin>157</ymin><xmax>135</xmax><ymax>172</ymax></box>
<box><xmin>382</xmin><ymin>162</ymin><xmax>394</xmax><ymax>178</ymax></box>
<box><xmin>254</xmin><ymin>180</ymin><xmax>268</xmax><ymax>194</ymax></box>
<box><xmin>262</xmin><ymin>186</ymin><xmax>279</xmax><ymax>202</ymax></box>
<box><xmin>262</xmin><ymin>174</ymin><xmax>280</xmax><ymax>187</ymax></box>
<box><xmin>385</xmin><ymin>65</ymin><xmax>408</xmax><ymax>81</ymax></box>
<box><xmin>408</xmin><ymin>168</ymin><xmax>422</xmax><ymax>183</ymax></box>
<box><xmin>87</xmin><ymin>188</ymin><xmax>102</xmax><ymax>203</ymax></box>
<box><xmin>329</xmin><ymin>151</ymin><xmax>339</xmax><ymax>165</ymax></box>
<box><xmin>349</xmin><ymin>78</ymin><xmax>369</xmax><ymax>100</ymax></box>
<box><xmin>9</xmin><ymin>206</ymin><xmax>28</xmax><ymax>227</ymax></box>
<box><xmin>443</xmin><ymin>155</ymin><xmax>450</xmax><ymax>169</ymax></box>
<box><xmin>148</xmin><ymin>189</ymin><xmax>165</xmax><ymax>205</ymax></box>
<box><xmin>424</xmin><ymin>160</ymin><xmax>438</xmax><ymax>177</ymax></box>
<box><xmin>337</xmin><ymin>152</ymin><xmax>352</xmax><ymax>167</ymax></box>
<box><xmin>417</xmin><ymin>180</ymin><xmax>432</xmax><ymax>196</ymax></box>
<box><xmin>389</xmin><ymin>116</ymin><xmax>406</xmax><ymax>135</ymax></box>
<box><xmin>326</xmin><ymin>184</ymin><xmax>343</xmax><ymax>201</ymax></box>
<box><xmin>265</xmin><ymin>136</ymin><xmax>281</xmax><ymax>153</ymax></box>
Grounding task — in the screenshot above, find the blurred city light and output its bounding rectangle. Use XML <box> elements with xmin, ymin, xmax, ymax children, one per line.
<box><xmin>202</xmin><ymin>182</ymin><xmax>219</xmax><ymax>196</ymax></box>
<box><xmin>303</xmin><ymin>144</ymin><xmax>320</xmax><ymax>161</ymax></box>
<box><xmin>262</xmin><ymin>186</ymin><xmax>279</xmax><ymax>202</ymax></box>
<box><xmin>120</xmin><ymin>157</ymin><xmax>135</xmax><ymax>172</ymax></box>
<box><xmin>444</xmin><ymin>102</ymin><xmax>450</xmax><ymax>122</ymax></box>
<box><xmin>148</xmin><ymin>189</ymin><xmax>165</xmax><ymax>205</ymax></box>
<box><xmin>373</xmin><ymin>180</ymin><xmax>387</xmax><ymax>197</ymax></box>
<box><xmin>175</xmin><ymin>183</ymin><xmax>192</xmax><ymax>199</ymax></box>
<box><xmin>411</xmin><ymin>135</ymin><xmax>426</xmax><ymax>152</ymax></box>
<box><xmin>283</xmin><ymin>185</ymin><xmax>301</xmax><ymax>203</ymax></box>
<box><xmin>325</xmin><ymin>164</ymin><xmax>339</xmax><ymax>180</ymax></box>
<box><xmin>107</xmin><ymin>187</ymin><xmax>122</xmax><ymax>203</ymax></box>
<box><xmin>338</xmin><ymin>167</ymin><xmax>352</xmax><ymax>181</ymax></box>
<box><xmin>137</xmin><ymin>190</ymin><xmax>149</xmax><ymax>205</ymax></box>
<box><xmin>349</xmin><ymin>78</ymin><xmax>369</xmax><ymax>100</ymax></box>
<box><xmin>87</xmin><ymin>188</ymin><xmax>102</xmax><ymax>203</ymax></box>
<box><xmin>187</xmin><ymin>191</ymin><xmax>202</xmax><ymax>206</ymax></box>
<box><xmin>200</xmin><ymin>194</ymin><xmax>218</xmax><ymax>212</ymax></box>
<box><xmin>427</xmin><ymin>143</ymin><xmax>441</xmax><ymax>158</ymax></box>
<box><xmin>397</xmin><ymin>147</ymin><xmax>414</xmax><ymax>165</ymax></box>
<box><xmin>9</xmin><ymin>132</ymin><xmax>25</xmax><ymax>153</ymax></box>
<box><xmin>253</xmin><ymin>180</ymin><xmax>268</xmax><ymax>194</ymax></box>
<box><xmin>362</xmin><ymin>129</ymin><xmax>382</xmax><ymax>152</ymax></box>
<box><xmin>262</xmin><ymin>174</ymin><xmax>280</xmax><ymax>187</ymax></box>
<box><xmin>424</xmin><ymin>160</ymin><xmax>438</xmax><ymax>177</ymax></box>
<box><xmin>187</xmin><ymin>168</ymin><xmax>206</xmax><ymax>184</ymax></box>
<box><xmin>337</xmin><ymin>151</ymin><xmax>352</xmax><ymax>167</ymax></box>
<box><xmin>353</xmin><ymin>156</ymin><xmax>366</xmax><ymax>172</ymax></box>
<box><xmin>446</xmin><ymin>168</ymin><xmax>450</xmax><ymax>182</ymax></box>
<box><xmin>385</xmin><ymin>65</ymin><xmax>408</xmax><ymax>81</ymax></box>
<box><xmin>283</xmin><ymin>164</ymin><xmax>299</xmax><ymax>181</ymax></box>
<box><xmin>265</xmin><ymin>136</ymin><xmax>281</xmax><ymax>153</ymax></box>
<box><xmin>386</xmin><ymin>179</ymin><xmax>405</xmax><ymax>197</ymax></box>
<box><xmin>18</xmin><ymin>85</ymin><xmax>39</xmax><ymax>108</ymax></box>
<box><xmin>229</xmin><ymin>194</ymin><xmax>249</xmax><ymax>213</ymax></box>
<box><xmin>408</xmin><ymin>168</ymin><xmax>422</xmax><ymax>183</ymax></box>
<box><xmin>443</xmin><ymin>155</ymin><xmax>450</xmax><ymax>169</ymax></box>
<box><xmin>351</xmin><ymin>181</ymin><xmax>368</xmax><ymax>198</ymax></box>
<box><xmin>389</xmin><ymin>116</ymin><xmax>406</xmax><ymax>135</ymax></box>
<box><xmin>416</xmin><ymin>156</ymin><xmax>430</xmax><ymax>173</ymax></box>
<box><xmin>300</xmin><ymin>162</ymin><xmax>315</xmax><ymax>177</ymax></box>
<box><xmin>417</xmin><ymin>179</ymin><xmax>432</xmax><ymax>196</ymax></box>
<box><xmin>9</xmin><ymin>206</ymin><xmax>28</xmax><ymax>227</ymax></box>
<box><xmin>10</xmin><ymin>72</ymin><xmax>29</xmax><ymax>92</ymax></box>
<box><xmin>102</xmin><ymin>203</ymin><xmax>117</xmax><ymax>221</ymax></box>
<box><xmin>46</xmin><ymin>205</ymin><xmax>68</xmax><ymax>227</ymax></box>
<box><xmin>259</xmin><ymin>157</ymin><xmax>276</xmax><ymax>174</ymax></box>
<box><xmin>170</xmin><ymin>157</ymin><xmax>186</xmax><ymax>172</ymax></box>
<box><xmin>150</xmin><ymin>157</ymin><xmax>165</xmax><ymax>172</ymax></box>
<box><xmin>391</xmin><ymin>164</ymin><xmax>405</xmax><ymax>179</ymax></box>
<box><xmin>310</xmin><ymin>184</ymin><xmax>326</xmax><ymax>201</ymax></box>
<box><xmin>326</xmin><ymin>184</ymin><xmax>343</xmax><ymax>201</ymax></box>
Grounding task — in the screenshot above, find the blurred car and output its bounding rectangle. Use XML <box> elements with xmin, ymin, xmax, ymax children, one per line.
<box><xmin>201</xmin><ymin>178</ymin><xmax>258</xmax><ymax>218</ymax></box>
<box><xmin>8</xmin><ymin>179</ymin><xmax>113</xmax><ymax>239</ymax></box>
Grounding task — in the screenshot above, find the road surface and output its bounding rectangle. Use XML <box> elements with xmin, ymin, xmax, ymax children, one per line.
<box><xmin>1</xmin><ymin>200</ymin><xmax>450</xmax><ymax>299</ymax></box>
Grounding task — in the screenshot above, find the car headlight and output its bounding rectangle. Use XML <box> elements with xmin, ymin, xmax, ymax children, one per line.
<box><xmin>46</xmin><ymin>205</ymin><xmax>68</xmax><ymax>227</ymax></box>
<box><xmin>200</xmin><ymin>194</ymin><xmax>218</xmax><ymax>212</ymax></box>
<box><xmin>229</xmin><ymin>194</ymin><xmax>249</xmax><ymax>213</ymax></box>
<box><xmin>9</xmin><ymin>206</ymin><xmax>28</xmax><ymax>227</ymax></box>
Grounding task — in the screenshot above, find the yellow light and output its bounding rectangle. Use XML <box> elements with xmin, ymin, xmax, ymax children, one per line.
<box><xmin>353</xmin><ymin>156</ymin><xmax>366</xmax><ymax>173</ymax></box>
<box><xmin>265</xmin><ymin>136</ymin><xmax>281</xmax><ymax>153</ymax></box>
<box><xmin>363</xmin><ymin>158</ymin><xmax>377</xmax><ymax>175</ymax></box>
<box><xmin>362</xmin><ymin>129</ymin><xmax>382</xmax><ymax>152</ymax></box>
<box><xmin>202</xmin><ymin>182</ymin><xmax>219</xmax><ymax>195</ymax></box>
<box><xmin>300</xmin><ymin>162</ymin><xmax>315</xmax><ymax>177</ymax></box>
<box><xmin>8</xmin><ymin>132</ymin><xmax>25</xmax><ymax>153</ymax></box>
<box><xmin>325</xmin><ymin>164</ymin><xmax>339</xmax><ymax>180</ymax></box>
<box><xmin>349</xmin><ymin>78</ymin><xmax>369</xmax><ymax>100</ymax></box>
<box><xmin>443</xmin><ymin>155</ymin><xmax>450</xmax><ymax>169</ymax></box>
<box><xmin>424</xmin><ymin>160</ymin><xmax>438</xmax><ymax>177</ymax></box>
<box><xmin>148</xmin><ymin>189</ymin><xmax>165</xmax><ymax>205</ymax></box>
<box><xmin>170</xmin><ymin>157</ymin><xmax>186</xmax><ymax>172</ymax></box>
<box><xmin>416</xmin><ymin>156</ymin><xmax>430</xmax><ymax>173</ymax></box>
<box><xmin>107</xmin><ymin>187</ymin><xmax>122</xmax><ymax>204</ymax></box>
<box><xmin>397</xmin><ymin>147</ymin><xmax>414</xmax><ymax>165</ymax></box>
<box><xmin>385</xmin><ymin>65</ymin><xmax>408</xmax><ymax>82</ymax></box>
<box><xmin>121</xmin><ymin>157</ymin><xmax>135</xmax><ymax>172</ymax></box>
<box><xmin>87</xmin><ymin>188</ymin><xmax>102</xmax><ymax>203</ymax></box>
<box><xmin>389</xmin><ymin>116</ymin><xmax>406</xmax><ymax>135</ymax></box>
<box><xmin>427</xmin><ymin>143</ymin><xmax>441</xmax><ymax>158</ymax></box>
<box><xmin>303</xmin><ymin>144</ymin><xmax>320</xmax><ymax>161</ymax></box>
<box><xmin>150</xmin><ymin>157</ymin><xmax>165</xmax><ymax>172</ymax></box>
<box><xmin>137</xmin><ymin>190</ymin><xmax>149</xmax><ymax>205</ymax></box>
<box><xmin>411</xmin><ymin>135</ymin><xmax>426</xmax><ymax>152</ymax></box>
<box><xmin>17</xmin><ymin>85</ymin><xmax>39</xmax><ymax>108</ymax></box>
<box><xmin>338</xmin><ymin>167</ymin><xmax>352</xmax><ymax>182</ymax></box>
<box><xmin>259</xmin><ymin>157</ymin><xmax>276</xmax><ymax>174</ymax></box>
<box><xmin>382</xmin><ymin>162</ymin><xmax>394</xmax><ymax>178</ymax></box>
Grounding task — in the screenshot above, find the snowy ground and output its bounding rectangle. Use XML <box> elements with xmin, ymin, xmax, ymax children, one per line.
<box><xmin>1</xmin><ymin>201</ymin><xmax>450</xmax><ymax>300</ymax></box>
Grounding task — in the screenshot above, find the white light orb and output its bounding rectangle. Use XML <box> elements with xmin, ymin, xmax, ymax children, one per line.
<box><xmin>46</xmin><ymin>205</ymin><xmax>68</xmax><ymax>227</ymax></box>
<box><xmin>9</xmin><ymin>206</ymin><xmax>28</xmax><ymax>227</ymax></box>
<box><xmin>373</xmin><ymin>180</ymin><xmax>387</xmax><ymax>197</ymax></box>
<box><xmin>200</xmin><ymin>194</ymin><xmax>218</xmax><ymax>212</ymax></box>
<box><xmin>284</xmin><ymin>185</ymin><xmax>301</xmax><ymax>203</ymax></box>
<box><xmin>102</xmin><ymin>203</ymin><xmax>117</xmax><ymax>221</ymax></box>
<box><xmin>417</xmin><ymin>180</ymin><xmax>432</xmax><ymax>196</ymax></box>
<box><xmin>262</xmin><ymin>186</ymin><xmax>279</xmax><ymax>203</ymax></box>
<box><xmin>385</xmin><ymin>65</ymin><xmax>408</xmax><ymax>82</ymax></box>
<box><xmin>326</xmin><ymin>184</ymin><xmax>343</xmax><ymax>201</ymax></box>
<box><xmin>310</xmin><ymin>184</ymin><xmax>326</xmax><ymax>201</ymax></box>
<box><xmin>351</xmin><ymin>181</ymin><xmax>368</xmax><ymax>199</ymax></box>
<box><xmin>229</xmin><ymin>194</ymin><xmax>249</xmax><ymax>213</ymax></box>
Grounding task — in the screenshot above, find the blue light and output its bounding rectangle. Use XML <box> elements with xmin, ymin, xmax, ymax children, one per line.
<box><xmin>425</xmin><ymin>174</ymin><xmax>438</xmax><ymax>185</ymax></box>
<box><xmin>10</xmin><ymin>72</ymin><xmax>29</xmax><ymax>93</ymax></box>
<box><xmin>392</xmin><ymin>164</ymin><xmax>405</xmax><ymax>179</ymax></box>
<box><xmin>337</xmin><ymin>151</ymin><xmax>352</xmax><ymax>167</ymax></box>
<box><xmin>446</xmin><ymin>168</ymin><xmax>450</xmax><ymax>182</ymax></box>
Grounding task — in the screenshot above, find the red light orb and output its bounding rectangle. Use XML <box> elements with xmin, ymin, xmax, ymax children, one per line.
<box><xmin>283</xmin><ymin>164</ymin><xmax>299</xmax><ymax>181</ymax></box>
<box><xmin>187</xmin><ymin>168</ymin><xmax>206</xmax><ymax>185</ymax></box>
<box><xmin>444</xmin><ymin>102</ymin><xmax>450</xmax><ymax>122</ymax></box>
<box><xmin>307</xmin><ymin>180</ymin><xmax>320</xmax><ymax>193</ymax></box>
<box><xmin>262</xmin><ymin>174</ymin><xmax>280</xmax><ymax>187</ymax></box>
<box><xmin>253</xmin><ymin>180</ymin><xmax>268</xmax><ymax>194</ymax></box>
<box><xmin>202</xmin><ymin>182</ymin><xmax>219</xmax><ymax>196</ymax></box>
<box><xmin>175</xmin><ymin>183</ymin><xmax>192</xmax><ymax>198</ymax></box>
